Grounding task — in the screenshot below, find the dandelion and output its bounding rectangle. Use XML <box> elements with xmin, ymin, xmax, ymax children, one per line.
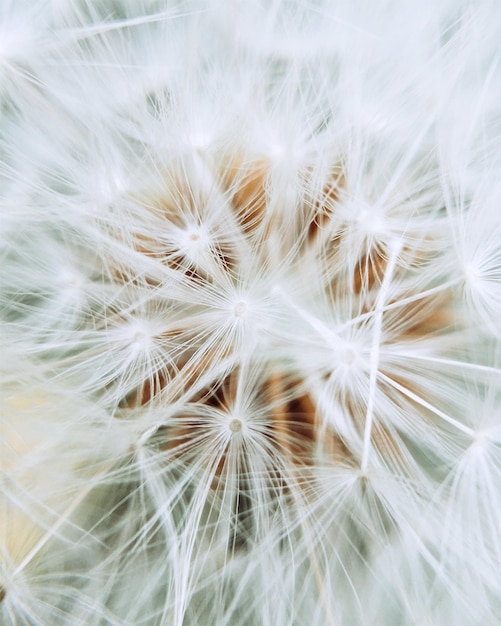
<box><xmin>2</xmin><ymin>1</ymin><xmax>501</xmax><ymax>624</ymax></box>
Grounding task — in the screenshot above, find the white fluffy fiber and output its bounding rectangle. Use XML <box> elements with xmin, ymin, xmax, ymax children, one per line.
<box><xmin>2</xmin><ymin>1</ymin><xmax>501</xmax><ymax>625</ymax></box>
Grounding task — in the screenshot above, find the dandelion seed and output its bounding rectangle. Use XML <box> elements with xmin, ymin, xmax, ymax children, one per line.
<box><xmin>228</xmin><ymin>418</ymin><xmax>243</xmax><ymax>434</ymax></box>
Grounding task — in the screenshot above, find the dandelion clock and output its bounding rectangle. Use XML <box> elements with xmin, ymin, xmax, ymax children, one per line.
<box><xmin>2</xmin><ymin>1</ymin><xmax>501</xmax><ymax>624</ymax></box>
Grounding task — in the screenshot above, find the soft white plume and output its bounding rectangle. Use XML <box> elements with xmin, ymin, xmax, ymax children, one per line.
<box><xmin>2</xmin><ymin>1</ymin><xmax>501</xmax><ymax>625</ymax></box>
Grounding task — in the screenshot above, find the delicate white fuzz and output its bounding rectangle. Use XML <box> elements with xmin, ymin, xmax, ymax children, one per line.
<box><xmin>2</xmin><ymin>2</ymin><xmax>501</xmax><ymax>626</ymax></box>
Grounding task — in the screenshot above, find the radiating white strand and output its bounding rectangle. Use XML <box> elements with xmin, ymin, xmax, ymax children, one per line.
<box><xmin>361</xmin><ymin>239</ymin><xmax>402</xmax><ymax>472</ymax></box>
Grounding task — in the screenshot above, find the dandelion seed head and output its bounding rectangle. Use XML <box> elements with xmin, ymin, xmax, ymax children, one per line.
<box><xmin>3</xmin><ymin>1</ymin><xmax>501</xmax><ymax>624</ymax></box>
<box><xmin>179</xmin><ymin>223</ymin><xmax>209</xmax><ymax>247</ymax></box>
<box><xmin>56</xmin><ymin>267</ymin><xmax>83</xmax><ymax>291</ymax></box>
<box><xmin>188</xmin><ymin>131</ymin><xmax>213</xmax><ymax>151</ymax></box>
<box><xmin>470</xmin><ymin>429</ymin><xmax>489</xmax><ymax>449</ymax></box>
<box><xmin>354</xmin><ymin>203</ymin><xmax>385</xmax><ymax>237</ymax></box>
<box><xmin>337</xmin><ymin>344</ymin><xmax>359</xmax><ymax>367</ymax></box>
<box><xmin>129</xmin><ymin>328</ymin><xmax>152</xmax><ymax>353</ymax></box>
<box><xmin>232</xmin><ymin>300</ymin><xmax>247</xmax><ymax>318</ymax></box>
<box><xmin>228</xmin><ymin>417</ymin><xmax>244</xmax><ymax>434</ymax></box>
